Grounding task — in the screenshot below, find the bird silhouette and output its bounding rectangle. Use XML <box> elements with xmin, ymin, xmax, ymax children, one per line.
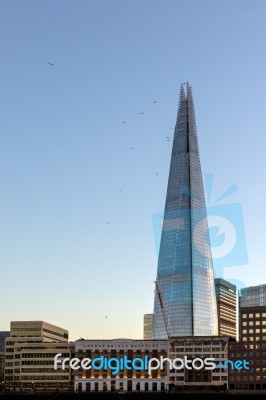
<box><xmin>122</xmin><ymin>121</ymin><xmax>126</xmax><ymax>124</ymax></box>
<box><xmin>106</xmin><ymin>221</ymin><xmax>110</xmax><ymax>224</ymax></box>
<box><xmin>130</xmin><ymin>147</ymin><xmax>134</xmax><ymax>150</ymax></box>
<box><xmin>48</xmin><ymin>62</ymin><xmax>55</xmax><ymax>67</ymax></box>
<box><xmin>139</xmin><ymin>112</ymin><xmax>144</xmax><ymax>115</ymax></box>
<box><xmin>155</xmin><ymin>172</ymin><xmax>159</xmax><ymax>176</ymax></box>
<box><xmin>153</xmin><ymin>100</ymin><xmax>157</xmax><ymax>103</ymax></box>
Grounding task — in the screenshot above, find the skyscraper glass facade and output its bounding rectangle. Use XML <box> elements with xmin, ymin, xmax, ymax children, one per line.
<box><xmin>239</xmin><ymin>284</ymin><xmax>266</xmax><ymax>308</ymax></box>
<box><xmin>153</xmin><ymin>83</ymin><xmax>218</xmax><ymax>338</ymax></box>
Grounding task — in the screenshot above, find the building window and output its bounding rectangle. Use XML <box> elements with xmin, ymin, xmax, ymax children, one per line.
<box><xmin>243</xmin><ymin>314</ymin><xmax>247</xmax><ymax>318</ymax></box>
<box><xmin>249</xmin><ymin>314</ymin><xmax>253</xmax><ymax>318</ymax></box>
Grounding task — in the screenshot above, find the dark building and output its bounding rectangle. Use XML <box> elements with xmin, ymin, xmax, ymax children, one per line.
<box><xmin>215</xmin><ymin>279</ymin><xmax>237</xmax><ymax>339</ymax></box>
<box><xmin>153</xmin><ymin>83</ymin><xmax>218</xmax><ymax>339</ymax></box>
<box><xmin>229</xmin><ymin>305</ymin><xmax>266</xmax><ymax>390</ymax></box>
<box><xmin>0</xmin><ymin>331</ymin><xmax>10</xmax><ymax>389</ymax></box>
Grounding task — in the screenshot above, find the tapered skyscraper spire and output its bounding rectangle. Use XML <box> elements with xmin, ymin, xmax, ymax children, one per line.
<box><xmin>153</xmin><ymin>83</ymin><xmax>218</xmax><ymax>338</ymax></box>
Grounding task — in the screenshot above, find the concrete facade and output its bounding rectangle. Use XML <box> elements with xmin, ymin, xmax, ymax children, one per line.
<box><xmin>74</xmin><ymin>339</ymin><xmax>168</xmax><ymax>392</ymax></box>
<box><xmin>4</xmin><ymin>321</ymin><xmax>73</xmax><ymax>392</ymax></box>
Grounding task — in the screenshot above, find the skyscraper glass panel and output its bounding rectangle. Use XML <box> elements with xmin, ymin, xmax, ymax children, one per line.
<box><xmin>239</xmin><ymin>284</ymin><xmax>266</xmax><ymax>308</ymax></box>
<box><xmin>153</xmin><ymin>83</ymin><xmax>218</xmax><ymax>338</ymax></box>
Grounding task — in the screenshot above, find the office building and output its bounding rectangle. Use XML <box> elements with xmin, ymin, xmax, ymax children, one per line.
<box><xmin>239</xmin><ymin>284</ymin><xmax>266</xmax><ymax>308</ymax></box>
<box><xmin>143</xmin><ymin>314</ymin><xmax>153</xmax><ymax>340</ymax></box>
<box><xmin>168</xmin><ymin>336</ymin><xmax>231</xmax><ymax>389</ymax></box>
<box><xmin>228</xmin><ymin>306</ymin><xmax>266</xmax><ymax>390</ymax></box>
<box><xmin>215</xmin><ymin>279</ymin><xmax>237</xmax><ymax>339</ymax></box>
<box><xmin>153</xmin><ymin>83</ymin><xmax>218</xmax><ymax>338</ymax></box>
<box><xmin>4</xmin><ymin>321</ymin><xmax>73</xmax><ymax>391</ymax></box>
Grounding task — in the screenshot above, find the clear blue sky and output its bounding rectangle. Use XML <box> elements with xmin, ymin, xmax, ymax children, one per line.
<box><xmin>0</xmin><ymin>0</ymin><xmax>266</xmax><ymax>340</ymax></box>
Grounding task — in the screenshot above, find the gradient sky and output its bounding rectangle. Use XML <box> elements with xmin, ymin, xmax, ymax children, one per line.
<box><xmin>0</xmin><ymin>0</ymin><xmax>266</xmax><ymax>340</ymax></box>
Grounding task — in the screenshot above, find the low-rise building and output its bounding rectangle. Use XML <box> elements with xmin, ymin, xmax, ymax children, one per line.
<box><xmin>74</xmin><ymin>339</ymin><xmax>168</xmax><ymax>392</ymax></box>
<box><xmin>4</xmin><ymin>321</ymin><xmax>74</xmax><ymax>391</ymax></box>
<box><xmin>168</xmin><ymin>336</ymin><xmax>231</xmax><ymax>389</ymax></box>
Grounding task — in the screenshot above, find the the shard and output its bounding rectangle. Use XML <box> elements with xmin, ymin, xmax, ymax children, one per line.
<box><xmin>153</xmin><ymin>83</ymin><xmax>218</xmax><ymax>338</ymax></box>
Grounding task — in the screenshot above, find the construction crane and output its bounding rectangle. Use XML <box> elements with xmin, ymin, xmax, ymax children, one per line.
<box><xmin>154</xmin><ymin>281</ymin><xmax>171</xmax><ymax>339</ymax></box>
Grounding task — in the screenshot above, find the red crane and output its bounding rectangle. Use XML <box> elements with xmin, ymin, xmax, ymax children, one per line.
<box><xmin>154</xmin><ymin>281</ymin><xmax>171</xmax><ymax>339</ymax></box>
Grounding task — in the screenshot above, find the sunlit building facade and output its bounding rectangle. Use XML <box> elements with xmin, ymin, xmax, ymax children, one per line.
<box><xmin>153</xmin><ymin>83</ymin><xmax>218</xmax><ymax>338</ymax></box>
<box><xmin>74</xmin><ymin>339</ymin><xmax>167</xmax><ymax>392</ymax></box>
<box><xmin>4</xmin><ymin>321</ymin><xmax>73</xmax><ymax>392</ymax></box>
<box><xmin>215</xmin><ymin>279</ymin><xmax>237</xmax><ymax>339</ymax></box>
<box><xmin>143</xmin><ymin>314</ymin><xmax>153</xmax><ymax>340</ymax></box>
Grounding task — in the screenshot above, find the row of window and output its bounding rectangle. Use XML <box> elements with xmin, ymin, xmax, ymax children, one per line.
<box><xmin>242</xmin><ymin>313</ymin><xmax>266</xmax><ymax>318</ymax></box>
<box><xmin>242</xmin><ymin>329</ymin><xmax>266</xmax><ymax>334</ymax></box>
<box><xmin>21</xmin><ymin>353</ymin><xmax>70</xmax><ymax>358</ymax></box>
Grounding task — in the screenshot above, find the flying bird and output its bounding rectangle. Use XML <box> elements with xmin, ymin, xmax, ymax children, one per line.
<box><xmin>120</xmin><ymin>189</ymin><xmax>123</xmax><ymax>192</ymax></box>
<box><xmin>130</xmin><ymin>147</ymin><xmax>134</xmax><ymax>150</ymax></box>
<box><xmin>170</xmin><ymin>127</ymin><xmax>173</xmax><ymax>130</ymax></box>
<box><xmin>153</xmin><ymin>100</ymin><xmax>157</xmax><ymax>103</ymax></box>
<box><xmin>139</xmin><ymin>112</ymin><xmax>144</xmax><ymax>115</ymax></box>
<box><xmin>122</xmin><ymin>121</ymin><xmax>126</xmax><ymax>124</ymax></box>
<box><xmin>106</xmin><ymin>221</ymin><xmax>110</xmax><ymax>224</ymax></box>
<box><xmin>48</xmin><ymin>62</ymin><xmax>55</xmax><ymax>67</ymax></box>
<box><xmin>155</xmin><ymin>172</ymin><xmax>159</xmax><ymax>176</ymax></box>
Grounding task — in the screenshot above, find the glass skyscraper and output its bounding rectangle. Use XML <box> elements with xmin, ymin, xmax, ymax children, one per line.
<box><xmin>239</xmin><ymin>284</ymin><xmax>266</xmax><ymax>308</ymax></box>
<box><xmin>153</xmin><ymin>83</ymin><xmax>218</xmax><ymax>338</ymax></box>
